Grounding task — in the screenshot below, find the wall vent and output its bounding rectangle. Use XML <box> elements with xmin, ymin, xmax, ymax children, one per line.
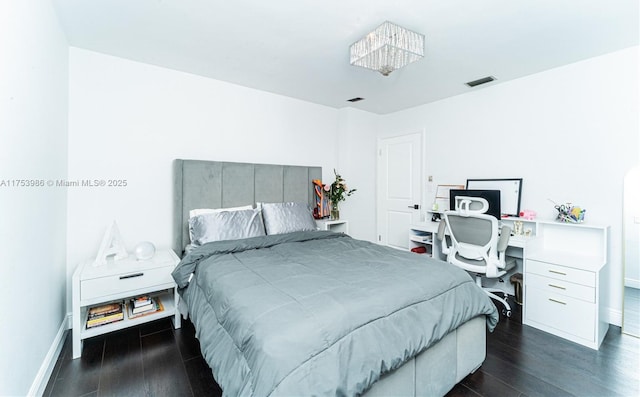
<box><xmin>466</xmin><ymin>76</ymin><xmax>496</xmax><ymax>87</ymax></box>
<box><xmin>347</xmin><ymin>97</ymin><xmax>365</xmax><ymax>102</ymax></box>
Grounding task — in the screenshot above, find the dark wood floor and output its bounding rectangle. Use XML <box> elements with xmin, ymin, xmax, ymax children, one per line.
<box><xmin>45</xmin><ymin>300</ymin><xmax>639</xmax><ymax>397</ymax></box>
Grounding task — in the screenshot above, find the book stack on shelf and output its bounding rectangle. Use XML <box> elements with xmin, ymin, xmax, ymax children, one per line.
<box><xmin>86</xmin><ymin>302</ymin><xmax>124</xmax><ymax>329</ymax></box>
<box><xmin>127</xmin><ymin>295</ymin><xmax>164</xmax><ymax>319</ymax></box>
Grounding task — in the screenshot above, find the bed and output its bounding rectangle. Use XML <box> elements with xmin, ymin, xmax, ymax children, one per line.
<box><xmin>172</xmin><ymin>159</ymin><xmax>499</xmax><ymax>397</ymax></box>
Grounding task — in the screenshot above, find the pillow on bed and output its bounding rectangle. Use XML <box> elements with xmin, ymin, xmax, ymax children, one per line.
<box><xmin>260</xmin><ymin>202</ymin><xmax>317</xmax><ymax>235</ymax></box>
<box><xmin>189</xmin><ymin>208</ymin><xmax>265</xmax><ymax>245</ymax></box>
<box><xmin>189</xmin><ymin>205</ymin><xmax>253</xmax><ymax>219</ymax></box>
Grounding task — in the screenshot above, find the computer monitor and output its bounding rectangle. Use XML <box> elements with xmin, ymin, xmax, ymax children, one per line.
<box><xmin>449</xmin><ymin>189</ymin><xmax>501</xmax><ymax>220</ymax></box>
<box><xmin>466</xmin><ymin>178</ymin><xmax>522</xmax><ymax>217</ymax></box>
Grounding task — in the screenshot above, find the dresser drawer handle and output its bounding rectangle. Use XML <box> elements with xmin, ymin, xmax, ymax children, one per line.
<box><xmin>548</xmin><ymin>298</ymin><xmax>567</xmax><ymax>305</ymax></box>
<box><xmin>548</xmin><ymin>270</ymin><xmax>567</xmax><ymax>276</ymax></box>
<box><xmin>120</xmin><ymin>273</ymin><xmax>144</xmax><ymax>280</ymax></box>
<box><xmin>548</xmin><ymin>284</ymin><xmax>566</xmax><ymax>290</ymax></box>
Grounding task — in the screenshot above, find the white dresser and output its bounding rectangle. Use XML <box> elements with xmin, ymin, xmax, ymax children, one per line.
<box><xmin>524</xmin><ymin>221</ymin><xmax>609</xmax><ymax>350</ymax></box>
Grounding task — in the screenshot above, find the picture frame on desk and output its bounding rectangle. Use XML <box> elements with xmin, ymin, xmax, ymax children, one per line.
<box><xmin>433</xmin><ymin>184</ymin><xmax>464</xmax><ymax>215</ymax></box>
<box><xmin>435</xmin><ymin>184</ymin><xmax>465</xmax><ymax>199</ymax></box>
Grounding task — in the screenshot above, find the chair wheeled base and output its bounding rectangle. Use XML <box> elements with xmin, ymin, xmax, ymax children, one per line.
<box><xmin>473</xmin><ymin>274</ymin><xmax>512</xmax><ymax>317</ymax></box>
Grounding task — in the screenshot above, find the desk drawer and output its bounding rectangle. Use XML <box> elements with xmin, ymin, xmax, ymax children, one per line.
<box><xmin>526</xmin><ymin>259</ymin><xmax>595</xmax><ymax>286</ymax></box>
<box><xmin>81</xmin><ymin>267</ymin><xmax>173</xmax><ymax>301</ymax></box>
<box><xmin>526</xmin><ymin>273</ymin><xmax>595</xmax><ymax>302</ymax></box>
<box><xmin>526</xmin><ymin>286</ymin><xmax>595</xmax><ymax>342</ymax></box>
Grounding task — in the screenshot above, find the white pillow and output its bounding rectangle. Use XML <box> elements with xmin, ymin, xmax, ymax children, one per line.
<box><xmin>260</xmin><ymin>202</ymin><xmax>317</xmax><ymax>235</ymax></box>
<box><xmin>189</xmin><ymin>205</ymin><xmax>253</xmax><ymax>219</ymax></box>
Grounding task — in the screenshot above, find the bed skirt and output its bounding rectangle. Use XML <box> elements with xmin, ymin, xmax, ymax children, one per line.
<box><xmin>364</xmin><ymin>315</ymin><xmax>485</xmax><ymax>396</ymax></box>
<box><xmin>179</xmin><ymin>303</ymin><xmax>485</xmax><ymax>397</ymax></box>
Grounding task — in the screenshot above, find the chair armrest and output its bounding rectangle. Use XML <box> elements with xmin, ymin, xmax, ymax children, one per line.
<box><xmin>437</xmin><ymin>221</ymin><xmax>450</xmax><ymax>255</ymax></box>
<box><xmin>497</xmin><ymin>225</ymin><xmax>512</xmax><ymax>252</ymax></box>
<box><xmin>437</xmin><ymin>220</ymin><xmax>446</xmax><ymax>242</ymax></box>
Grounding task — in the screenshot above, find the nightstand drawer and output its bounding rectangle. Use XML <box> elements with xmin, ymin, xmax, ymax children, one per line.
<box><xmin>81</xmin><ymin>267</ymin><xmax>174</xmax><ymax>301</ymax></box>
<box><xmin>526</xmin><ymin>273</ymin><xmax>595</xmax><ymax>302</ymax></box>
<box><xmin>526</xmin><ymin>259</ymin><xmax>595</xmax><ymax>286</ymax></box>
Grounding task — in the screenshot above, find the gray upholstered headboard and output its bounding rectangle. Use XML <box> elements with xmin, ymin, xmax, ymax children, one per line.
<box><xmin>173</xmin><ymin>159</ymin><xmax>322</xmax><ymax>256</ymax></box>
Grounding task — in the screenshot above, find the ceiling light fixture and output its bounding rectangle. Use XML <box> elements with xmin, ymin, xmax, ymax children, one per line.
<box><xmin>350</xmin><ymin>21</ymin><xmax>425</xmax><ymax>77</ymax></box>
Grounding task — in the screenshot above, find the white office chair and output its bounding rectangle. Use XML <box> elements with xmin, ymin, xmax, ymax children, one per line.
<box><xmin>437</xmin><ymin>197</ymin><xmax>516</xmax><ymax>317</ymax></box>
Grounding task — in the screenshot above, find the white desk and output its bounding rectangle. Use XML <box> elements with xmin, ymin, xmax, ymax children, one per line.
<box><xmin>524</xmin><ymin>220</ymin><xmax>609</xmax><ymax>350</ymax></box>
<box><xmin>409</xmin><ymin>221</ymin><xmax>439</xmax><ymax>257</ymax></box>
<box><xmin>506</xmin><ymin>235</ymin><xmax>528</xmax><ymax>249</ymax></box>
<box><xmin>410</xmin><ymin>218</ymin><xmax>609</xmax><ymax>350</ymax></box>
<box><xmin>410</xmin><ymin>220</ymin><xmax>533</xmax><ymax>257</ymax></box>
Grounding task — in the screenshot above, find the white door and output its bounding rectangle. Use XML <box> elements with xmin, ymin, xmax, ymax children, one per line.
<box><xmin>377</xmin><ymin>132</ymin><xmax>423</xmax><ymax>250</ymax></box>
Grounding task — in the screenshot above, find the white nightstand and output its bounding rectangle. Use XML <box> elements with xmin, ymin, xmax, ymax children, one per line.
<box><xmin>72</xmin><ymin>248</ymin><xmax>181</xmax><ymax>358</ymax></box>
<box><xmin>316</xmin><ymin>219</ymin><xmax>349</xmax><ymax>234</ymax></box>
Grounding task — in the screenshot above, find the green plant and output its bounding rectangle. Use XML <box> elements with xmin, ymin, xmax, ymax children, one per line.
<box><xmin>324</xmin><ymin>169</ymin><xmax>356</xmax><ymax>206</ymax></box>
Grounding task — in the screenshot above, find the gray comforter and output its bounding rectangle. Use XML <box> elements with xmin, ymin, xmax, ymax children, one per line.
<box><xmin>173</xmin><ymin>231</ymin><xmax>499</xmax><ymax>397</ymax></box>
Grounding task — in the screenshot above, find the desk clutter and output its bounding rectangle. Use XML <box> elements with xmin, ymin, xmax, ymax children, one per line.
<box><xmin>512</xmin><ymin>221</ymin><xmax>533</xmax><ymax>237</ymax></box>
<box><xmin>553</xmin><ymin>201</ymin><xmax>586</xmax><ymax>224</ymax></box>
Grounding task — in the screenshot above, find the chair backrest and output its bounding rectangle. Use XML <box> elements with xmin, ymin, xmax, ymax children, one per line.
<box><xmin>442</xmin><ymin>196</ymin><xmax>507</xmax><ymax>277</ymax></box>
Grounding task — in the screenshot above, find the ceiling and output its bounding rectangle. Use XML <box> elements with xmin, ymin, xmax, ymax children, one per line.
<box><xmin>52</xmin><ymin>0</ymin><xmax>639</xmax><ymax>114</ymax></box>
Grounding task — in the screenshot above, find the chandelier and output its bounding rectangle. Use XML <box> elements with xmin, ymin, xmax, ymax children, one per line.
<box><xmin>349</xmin><ymin>21</ymin><xmax>425</xmax><ymax>76</ymax></box>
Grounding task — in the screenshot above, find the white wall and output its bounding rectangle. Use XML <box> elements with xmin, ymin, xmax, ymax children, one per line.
<box><xmin>375</xmin><ymin>46</ymin><xmax>639</xmax><ymax>323</ymax></box>
<box><xmin>0</xmin><ymin>1</ymin><xmax>68</xmax><ymax>395</ymax></box>
<box><xmin>67</xmin><ymin>48</ymin><xmax>343</xmax><ymax>306</ymax></box>
<box><xmin>336</xmin><ymin>108</ymin><xmax>379</xmax><ymax>242</ymax></box>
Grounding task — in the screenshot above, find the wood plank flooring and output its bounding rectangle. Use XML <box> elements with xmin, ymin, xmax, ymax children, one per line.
<box><xmin>44</xmin><ymin>300</ymin><xmax>639</xmax><ymax>397</ymax></box>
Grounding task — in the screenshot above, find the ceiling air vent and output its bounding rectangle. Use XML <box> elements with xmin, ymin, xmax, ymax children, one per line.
<box><xmin>347</xmin><ymin>97</ymin><xmax>365</xmax><ymax>102</ymax></box>
<box><xmin>466</xmin><ymin>76</ymin><xmax>496</xmax><ymax>87</ymax></box>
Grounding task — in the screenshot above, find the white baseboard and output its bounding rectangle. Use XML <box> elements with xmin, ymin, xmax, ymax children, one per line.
<box><xmin>624</xmin><ymin>278</ymin><xmax>640</xmax><ymax>289</ymax></box>
<box><xmin>606</xmin><ymin>307</ymin><xmax>623</xmax><ymax>327</ymax></box>
<box><xmin>28</xmin><ymin>313</ymin><xmax>71</xmax><ymax>397</ymax></box>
